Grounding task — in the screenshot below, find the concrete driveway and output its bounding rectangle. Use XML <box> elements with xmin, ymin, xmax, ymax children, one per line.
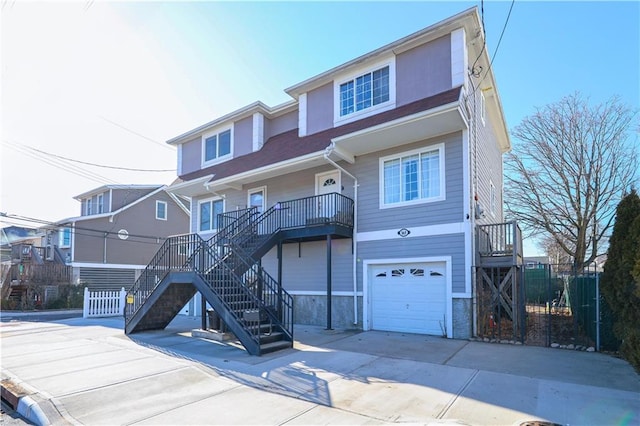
<box><xmin>1</xmin><ymin>314</ymin><xmax>638</xmax><ymax>425</ymax></box>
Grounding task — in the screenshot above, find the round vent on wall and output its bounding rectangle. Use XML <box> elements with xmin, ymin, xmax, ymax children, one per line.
<box><xmin>118</xmin><ymin>229</ymin><xmax>129</xmax><ymax>240</ymax></box>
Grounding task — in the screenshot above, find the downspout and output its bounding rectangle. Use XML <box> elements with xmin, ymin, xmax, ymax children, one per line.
<box><xmin>324</xmin><ymin>142</ymin><xmax>359</xmax><ymax>326</ymax></box>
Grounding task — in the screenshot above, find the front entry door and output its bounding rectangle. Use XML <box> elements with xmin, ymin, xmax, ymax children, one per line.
<box><xmin>315</xmin><ymin>171</ymin><xmax>341</xmax><ymax>218</ymax></box>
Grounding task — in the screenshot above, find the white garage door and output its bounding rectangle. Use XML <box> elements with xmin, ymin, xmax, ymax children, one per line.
<box><xmin>371</xmin><ymin>262</ymin><xmax>446</xmax><ymax>335</ymax></box>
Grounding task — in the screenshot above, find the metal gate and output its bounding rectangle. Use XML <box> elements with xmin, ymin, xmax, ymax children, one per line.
<box><xmin>475</xmin><ymin>263</ymin><xmax>615</xmax><ymax>351</ymax></box>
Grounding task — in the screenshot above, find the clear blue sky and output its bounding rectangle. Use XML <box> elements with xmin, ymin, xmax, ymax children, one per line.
<box><xmin>2</xmin><ymin>1</ymin><xmax>639</xmax><ymax>254</ymax></box>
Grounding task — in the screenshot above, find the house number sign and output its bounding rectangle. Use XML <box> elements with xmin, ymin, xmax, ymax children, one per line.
<box><xmin>397</xmin><ymin>228</ymin><xmax>411</xmax><ymax>237</ymax></box>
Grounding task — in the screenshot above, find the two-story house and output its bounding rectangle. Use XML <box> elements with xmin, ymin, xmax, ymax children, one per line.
<box><xmin>125</xmin><ymin>7</ymin><xmax>520</xmax><ymax>355</ymax></box>
<box><xmin>51</xmin><ymin>184</ymin><xmax>190</xmax><ymax>290</ymax></box>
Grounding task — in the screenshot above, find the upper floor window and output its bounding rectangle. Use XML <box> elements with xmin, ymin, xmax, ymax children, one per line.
<box><xmin>339</xmin><ymin>66</ymin><xmax>389</xmax><ymax>117</ymax></box>
<box><xmin>199</xmin><ymin>198</ymin><xmax>224</xmax><ymax>232</ymax></box>
<box><xmin>86</xmin><ymin>199</ymin><xmax>92</xmax><ymax>215</ymax></box>
<box><xmin>59</xmin><ymin>227</ymin><xmax>71</xmax><ymax>248</ymax></box>
<box><xmin>97</xmin><ymin>194</ymin><xmax>104</xmax><ymax>214</ymax></box>
<box><xmin>334</xmin><ymin>58</ymin><xmax>396</xmax><ymax>126</ymax></box>
<box><xmin>156</xmin><ymin>200</ymin><xmax>167</xmax><ymax>220</ymax></box>
<box><xmin>203</xmin><ymin>128</ymin><xmax>232</xmax><ymax>165</ymax></box>
<box><xmin>379</xmin><ymin>144</ymin><xmax>445</xmax><ymax>208</ymax></box>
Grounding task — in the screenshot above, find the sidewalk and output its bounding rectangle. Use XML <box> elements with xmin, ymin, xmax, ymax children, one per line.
<box><xmin>1</xmin><ymin>315</ymin><xmax>638</xmax><ymax>425</ymax></box>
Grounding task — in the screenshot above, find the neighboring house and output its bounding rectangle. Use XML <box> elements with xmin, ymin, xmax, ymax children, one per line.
<box><xmin>126</xmin><ymin>7</ymin><xmax>520</xmax><ymax>355</ymax></box>
<box><xmin>1</xmin><ymin>226</ymin><xmax>71</xmax><ymax>307</ymax></box>
<box><xmin>50</xmin><ymin>185</ymin><xmax>190</xmax><ymax>290</ymax></box>
<box><xmin>524</xmin><ymin>256</ymin><xmax>550</xmax><ymax>269</ymax></box>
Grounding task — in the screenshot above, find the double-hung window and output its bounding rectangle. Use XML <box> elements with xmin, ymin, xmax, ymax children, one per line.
<box><xmin>380</xmin><ymin>144</ymin><xmax>445</xmax><ymax>208</ymax></box>
<box><xmin>199</xmin><ymin>198</ymin><xmax>224</xmax><ymax>232</ymax></box>
<box><xmin>203</xmin><ymin>128</ymin><xmax>232</xmax><ymax>164</ymax></box>
<box><xmin>86</xmin><ymin>199</ymin><xmax>92</xmax><ymax>215</ymax></box>
<box><xmin>339</xmin><ymin>66</ymin><xmax>390</xmax><ymax>117</ymax></box>
<box><xmin>156</xmin><ymin>200</ymin><xmax>167</xmax><ymax>220</ymax></box>
<box><xmin>97</xmin><ymin>194</ymin><xmax>104</xmax><ymax>214</ymax></box>
<box><xmin>59</xmin><ymin>227</ymin><xmax>71</xmax><ymax>248</ymax></box>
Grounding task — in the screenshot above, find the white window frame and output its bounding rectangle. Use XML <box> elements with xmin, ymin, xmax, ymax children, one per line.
<box><xmin>197</xmin><ymin>197</ymin><xmax>225</xmax><ymax>234</ymax></box>
<box><xmin>378</xmin><ymin>143</ymin><xmax>446</xmax><ymax>209</ymax></box>
<box><xmin>201</xmin><ymin>125</ymin><xmax>234</xmax><ymax>167</ymax></box>
<box><xmin>59</xmin><ymin>227</ymin><xmax>71</xmax><ymax>248</ymax></box>
<box><xmin>247</xmin><ymin>186</ymin><xmax>267</xmax><ymax>213</ymax></box>
<box><xmin>86</xmin><ymin>198</ymin><xmax>92</xmax><ymax>216</ymax></box>
<box><xmin>97</xmin><ymin>193</ymin><xmax>104</xmax><ymax>214</ymax></box>
<box><xmin>333</xmin><ymin>56</ymin><xmax>396</xmax><ymax>126</ymax></box>
<box><xmin>156</xmin><ymin>200</ymin><xmax>168</xmax><ymax>220</ymax></box>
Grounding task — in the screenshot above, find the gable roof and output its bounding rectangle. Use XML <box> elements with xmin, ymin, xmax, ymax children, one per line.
<box><xmin>56</xmin><ymin>186</ymin><xmax>187</xmax><ymax>225</ymax></box>
<box><xmin>179</xmin><ymin>86</ymin><xmax>462</xmax><ymax>186</ymax></box>
<box><xmin>73</xmin><ymin>184</ymin><xmax>163</xmax><ymax>201</ymax></box>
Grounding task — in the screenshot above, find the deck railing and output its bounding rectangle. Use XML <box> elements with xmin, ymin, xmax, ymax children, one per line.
<box><xmin>477</xmin><ymin>221</ymin><xmax>523</xmax><ymax>261</ymax></box>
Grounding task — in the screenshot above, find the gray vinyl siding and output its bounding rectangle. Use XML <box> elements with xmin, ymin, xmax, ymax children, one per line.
<box><xmin>111</xmin><ymin>188</ymin><xmax>157</xmax><ymax>212</ymax></box>
<box><xmin>306</xmin><ymin>82</ymin><xmax>333</xmax><ymax>136</ymax></box>
<box><xmin>358</xmin><ymin>233</ymin><xmax>466</xmax><ymax>294</ymax></box>
<box><xmin>181</xmin><ymin>137</ymin><xmax>201</xmax><ymax>175</ymax></box>
<box><xmin>261</xmin><ymin>239</ymin><xmax>353</xmax><ymax>293</ymax></box>
<box><xmin>352</xmin><ymin>131</ymin><xmax>464</xmax><ymax>233</ymax></box>
<box><xmin>265</xmin><ymin>110</ymin><xmax>298</xmax><ymax>139</ymax></box>
<box><xmin>234</xmin><ymin>116</ymin><xmax>253</xmax><ymax>158</ymax></box>
<box><xmin>470</xmin><ymin>90</ymin><xmax>505</xmax><ymax>225</ymax></box>
<box><xmin>396</xmin><ymin>34</ymin><xmax>452</xmax><ymax>107</ymax></box>
<box><xmin>74</xmin><ymin>192</ymin><xmax>189</xmax><ymax>265</ymax></box>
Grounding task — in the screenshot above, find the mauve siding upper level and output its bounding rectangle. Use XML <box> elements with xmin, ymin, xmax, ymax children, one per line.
<box><xmin>181</xmin><ymin>136</ymin><xmax>201</xmax><ymax>175</ymax></box>
<box><xmin>396</xmin><ymin>34</ymin><xmax>452</xmax><ymax>106</ymax></box>
<box><xmin>234</xmin><ymin>116</ymin><xmax>253</xmax><ymax>157</ymax></box>
<box><xmin>304</xmin><ymin>35</ymin><xmax>454</xmax><ymax>137</ymax></box>
<box><xmin>265</xmin><ymin>110</ymin><xmax>298</xmax><ymax>140</ymax></box>
<box><xmin>306</xmin><ymin>82</ymin><xmax>333</xmax><ymax>136</ymax></box>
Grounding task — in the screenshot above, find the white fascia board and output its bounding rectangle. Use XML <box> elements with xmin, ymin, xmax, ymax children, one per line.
<box><xmin>167</xmin><ymin>100</ymin><xmax>299</xmax><ymax>146</ymax></box>
<box><xmin>285</xmin><ymin>7</ymin><xmax>479</xmax><ymax>97</ymax></box>
<box><xmin>165</xmin><ymin>190</ymin><xmax>191</xmax><ymax>216</ymax></box>
<box><xmin>204</xmin><ymin>151</ymin><xmax>326</xmax><ymax>192</ymax></box>
<box><xmin>165</xmin><ymin>175</ymin><xmax>214</xmax><ymax>197</ymax></box>
<box><xmin>72</xmin><ymin>184</ymin><xmax>162</xmax><ymax>201</ymax></box>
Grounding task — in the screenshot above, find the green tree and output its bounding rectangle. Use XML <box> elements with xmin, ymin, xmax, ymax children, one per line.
<box><xmin>600</xmin><ymin>189</ymin><xmax>640</xmax><ymax>370</ymax></box>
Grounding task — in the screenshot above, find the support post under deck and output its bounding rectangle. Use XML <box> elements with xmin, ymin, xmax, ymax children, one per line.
<box><xmin>326</xmin><ymin>234</ymin><xmax>332</xmax><ymax>330</ymax></box>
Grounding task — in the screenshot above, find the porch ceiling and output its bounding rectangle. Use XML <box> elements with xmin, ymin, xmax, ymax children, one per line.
<box><xmin>332</xmin><ymin>102</ymin><xmax>467</xmax><ymax>157</ymax></box>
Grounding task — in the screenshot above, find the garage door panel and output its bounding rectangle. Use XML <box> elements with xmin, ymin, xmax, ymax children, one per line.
<box><xmin>371</xmin><ymin>261</ymin><xmax>446</xmax><ymax>336</ymax></box>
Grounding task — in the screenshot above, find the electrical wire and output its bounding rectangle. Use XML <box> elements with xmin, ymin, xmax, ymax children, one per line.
<box><xmin>23</xmin><ymin>145</ymin><xmax>175</xmax><ymax>172</ymax></box>
<box><xmin>99</xmin><ymin>116</ymin><xmax>174</xmax><ymax>152</ymax></box>
<box><xmin>476</xmin><ymin>0</ymin><xmax>515</xmax><ymax>89</ymax></box>
<box><xmin>2</xmin><ymin>140</ymin><xmax>120</xmax><ymax>185</ymax></box>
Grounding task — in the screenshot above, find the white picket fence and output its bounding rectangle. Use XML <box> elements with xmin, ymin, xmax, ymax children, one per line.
<box><xmin>83</xmin><ymin>287</ymin><xmax>126</xmax><ymax>318</ymax></box>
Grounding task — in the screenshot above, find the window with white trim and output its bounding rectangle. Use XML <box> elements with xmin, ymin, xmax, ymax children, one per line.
<box><xmin>380</xmin><ymin>144</ymin><xmax>445</xmax><ymax>208</ymax></box>
<box><xmin>339</xmin><ymin>66</ymin><xmax>389</xmax><ymax>117</ymax></box>
<box><xmin>334</xmin><ymin>58</ymin><xmax>395</xmax><ymax>125</ymax></box>
<box><xmin>97</xmin><ymin>194</ymin><xmax>104</xmax><ymax>214</ymax></box>
<box><xmin>156</xmin><ymin>200</ymin><xmax>167</xmax><ymax>220</ymax></box>
<box><xmin>59</xmin><ymin>227</ymin><xmax>71</xmax><ymax>248</ymax></box>
<box><xmin>198</xmin><ymin>198</ymin><xmax>224</xmax><ymax>232</ymax></box>
<box><xmin>86</xmin><ymin>199</ymin><xmax>92</xmax><ymax>216</ymax></box>
<box><xmin>248</xmin><ymin>187</ymin><xmax>266</xmax><ymax>214</ymax></box>
<box><xmin>203</xmin><ymin>128</ymin><xmax>232</xmax><ymax>164</ymax></box>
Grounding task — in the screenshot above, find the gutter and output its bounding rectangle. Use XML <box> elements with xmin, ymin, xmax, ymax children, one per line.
<box><xmin>324</xmin><ymin>143</ymin><xmax>359</xmax><ymax>326</ymax></box>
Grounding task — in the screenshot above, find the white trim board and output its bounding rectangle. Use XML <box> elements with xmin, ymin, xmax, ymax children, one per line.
<box><xmin>357</xmin><ymin>222</ymin><xmax>465</xmax><ymax>242</ymax></box>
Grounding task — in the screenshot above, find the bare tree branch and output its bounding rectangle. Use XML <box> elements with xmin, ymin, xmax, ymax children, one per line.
<box><xmin>505</xmin><ymin>93</ymin><xmax>639</xmax><ymax>268</ymax></box>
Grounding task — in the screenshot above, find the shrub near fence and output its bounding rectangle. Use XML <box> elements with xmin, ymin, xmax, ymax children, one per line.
<box><xmin>83</xmin><ymin>287</ymin><xmax>126</xmax><ymax>318</ymax></box>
